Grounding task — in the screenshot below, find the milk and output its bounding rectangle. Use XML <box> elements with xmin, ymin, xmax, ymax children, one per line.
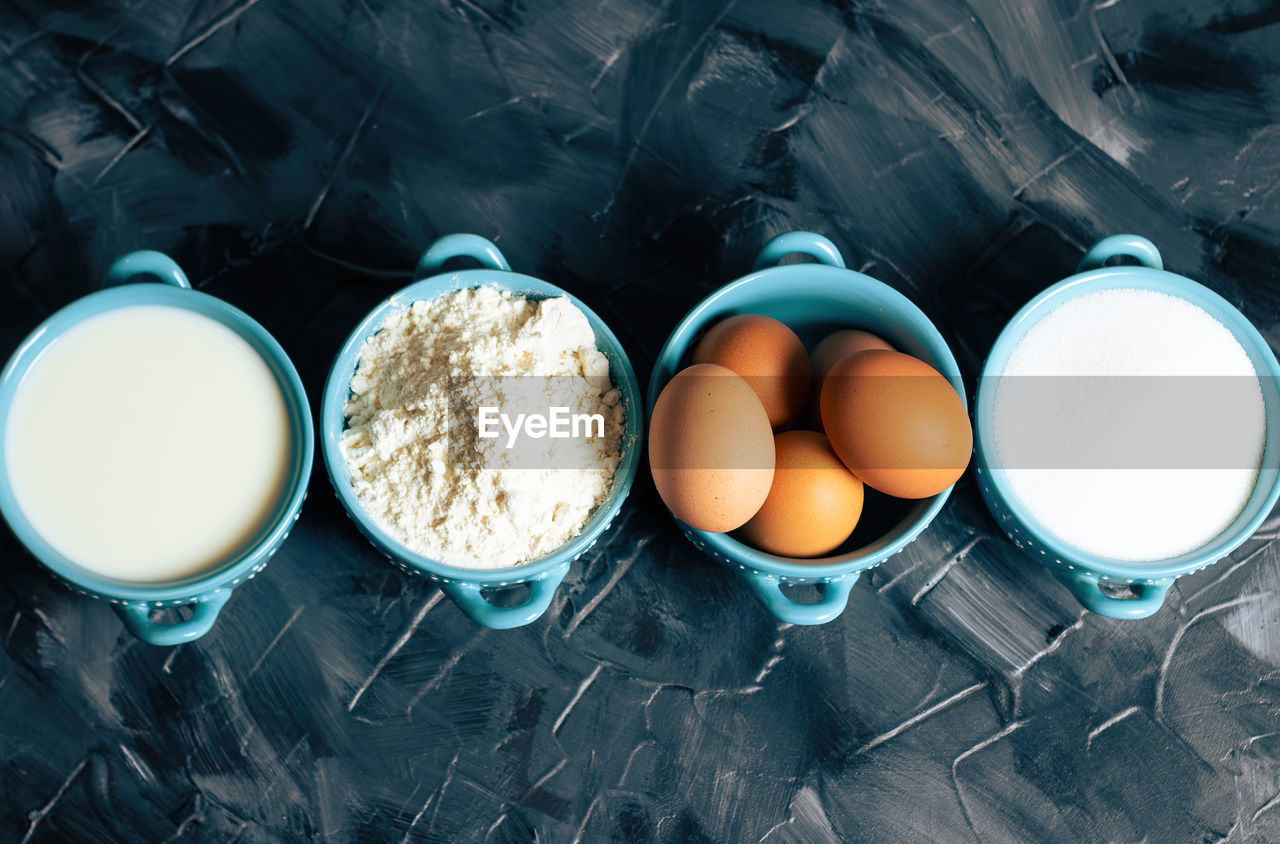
<box><xmin>4</xmin><ymin>305</ymin><xmax>292</xmax><ymax>582</ymax></box>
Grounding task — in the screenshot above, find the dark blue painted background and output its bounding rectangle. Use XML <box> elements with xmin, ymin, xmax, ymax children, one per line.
<box><xmin>3</xmin><ymin>0</ymin><xmax>1280</xmax><ymax>841</ymax></box>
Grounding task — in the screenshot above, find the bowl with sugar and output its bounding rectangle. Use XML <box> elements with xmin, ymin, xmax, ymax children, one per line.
<box><xmin>320</xmin><ymin>234</ymin><xmax>643</xmax><ymax>629</ymax></box>
<box><xmin>974</xmin><ymin>234</ymin><xmax>1280</xmax><ymax>619</ymax></box>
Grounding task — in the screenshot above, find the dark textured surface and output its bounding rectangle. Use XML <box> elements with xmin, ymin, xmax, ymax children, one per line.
<box><xmin>3</xmin><ymin>0</ymin><xmax>1280</xmax><ymax>841</ymax></box>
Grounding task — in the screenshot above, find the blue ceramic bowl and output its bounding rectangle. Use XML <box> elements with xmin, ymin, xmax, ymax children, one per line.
<box><xmin>321</xmin><ymin>234</ymin><xmax>643</xmax><ymax>629</ymax></box>
<box><xmin>647</xmin><ymin>231</ymin><xmax>966</xmax><ymax>625</ymax></box>
<box><xmin>974</xmin><ymin>234</ymin><xmax>1280</xmax><ymax>619</ymax></box>
<box><xmin>0</xmin><ymin>251</ymin><xmax>314</xmax><ymax>646</ymax></box>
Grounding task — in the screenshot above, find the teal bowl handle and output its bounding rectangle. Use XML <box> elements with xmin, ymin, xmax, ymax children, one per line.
<box><xmin>102</xmin><ymin>250</ymin><xmax>192</xmax><ymax>289</ymax></box>
<box><xmin>1057</xmin><ymin>570</ymin><xmax>1172</xmax><ymax>619</ymax></box>
<box><xmin>415</xmin><ymin>234</ymin><xmax>512</xmax><ymax>279</ymax></box>
<box><xmin>1077</xmin><ymin>234</ymin><xmax>1163</xmax><ymax>272</ymax></box>
<box><xmin>113</xmin><ymin>590</ymin><xmax>231</xmax><ymax>646</ymax></box>
<box><xmin>741</xmin><ymin>570</ymin><xmax>859</xmax><ymax>625</ymax></box>
<box><xmin>440</xmin><ymin>562</ymin><xmax>569</xmax><ymax>629</ymax></box>
<box><xmin>752</xmin><ymin>231</ymin><xmax>847</xmax><ymax>271</ymax></box>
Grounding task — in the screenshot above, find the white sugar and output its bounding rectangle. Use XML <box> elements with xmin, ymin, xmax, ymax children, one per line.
<box><xmin>993</xmin><ymin>288</ymin><xmax>1265</xmax><ymax>562</ymax></box>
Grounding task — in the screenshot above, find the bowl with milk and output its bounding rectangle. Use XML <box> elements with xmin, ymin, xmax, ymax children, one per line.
<box><xmin>0</xmin><ymin>250</ymin><xmax>313</xmax><ymax>645</ymax></box>
<box><xmin>974</xmin><ymin>234</ymin><xmax>1280</xmax><ymax>619</ymax></box>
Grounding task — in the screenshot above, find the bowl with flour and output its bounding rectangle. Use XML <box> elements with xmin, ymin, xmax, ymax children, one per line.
<box><xmin>975</xmin><ymin>234</ymin><xmax>1280</xmax><ymax>619</ymax></box>
<box><xmin>320</xmin><ymin>234</ymin><xmax>642</xmax><ymax>629</ymax></box>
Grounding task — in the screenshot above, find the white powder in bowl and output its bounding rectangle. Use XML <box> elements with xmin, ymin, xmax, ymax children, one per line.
<box><xmin>993</xmin><ymin>288</ymin><xmax>1265</xmax><ymax>562</ymax></box>
<box><xmin>339</xmin><ymin>286</ymin><xmax>624</xmax><ymax>569</ymax></box>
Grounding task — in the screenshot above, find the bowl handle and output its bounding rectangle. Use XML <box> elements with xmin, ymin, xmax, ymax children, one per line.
<box><xmin>1077</xmin><ymin>234</ymin><xmax>1163</xmax><ymax>272</ymax></box>
<box><xmin>415</xmin><ymin>234</ymin><xmax>512</xmax><ymax>279</ymax></box>
<box><xmin>752</xmin><ymin>231</ymin><xmax>847</xmax><ymax>271</ymax></box>
<box><xmin>1056</xmin><ymin>570</ymin><xmax>1172</xmax><ymax>619</ymax></box>
<box><xmin>440</xmin><ymin>562</ymin><xmax>569</xmax><ymax>629</ymax></box>
<box><xmin>102</xmin><ymin>250</ymin><xmax>193</xmax><ymax>289</ymax></box>
<box><xmin>113</xmin><ymin>590</ymin><xmax>231</xmax><ymax>646</ymax></box>
<box><xmin>741</xmin><ymin>570</ymin><xmax>859</xmax><ymax>625</ymax></box>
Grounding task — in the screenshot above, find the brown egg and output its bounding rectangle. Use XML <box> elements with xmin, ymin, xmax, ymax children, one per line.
<box><xmin>811</xmin><ymin>329</ymin><xmax>896</xmax><ymax>381</ymax></box>
<box><xmin>809</xmin><ymin>329</ymin><xmax>895</xmax><ymax>428</ymax></box>
<box><xmin>649</xmin><ymin>363</ymin><xmax>775</xmax><ymax>532</ymax></box>
<box><xmin>737</xmin><ymin>431</ymin><xmax>864</xmax><ymax>558</ymax></box>
<box><xmin>692</xmin><ymin>314</ymin><xmax>809</xmax><ymax>430</ymax></box>
<box><xmin>821</xmin><ymin>350</ymin><xmax>971</xmax><ymax>499</ymax></box>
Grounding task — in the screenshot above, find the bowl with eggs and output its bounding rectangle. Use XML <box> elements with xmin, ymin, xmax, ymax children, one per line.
<box><xmin>647</xmin><ymin>231</ymin><xmax>971</xmax><ymax>625</ymax></box>
<box><xmin>321</xmin><ymin>234</ymin><xmax>644</xmax><ymax>629</ymax></box>
<box><xmin>974</xmin><ymin>234</ymin><xmax>1280</xmax><ymax>619</ymax></box>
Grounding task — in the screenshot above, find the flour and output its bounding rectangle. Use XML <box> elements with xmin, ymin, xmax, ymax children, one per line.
<box><xmin>993</xmin><ymin>288</ymin><xmax>1265</xmax><ymax>562</ymax></box>
<box><xmin>340</xmin><ymin>286</ymin><xmax>624</xmax><ymax>569</ymax></box>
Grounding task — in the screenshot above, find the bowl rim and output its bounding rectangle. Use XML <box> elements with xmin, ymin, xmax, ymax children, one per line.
<box><xmin>646</xmin><ymin>260</ymin><xmax>965</xmax><ymax>579</ymax></box>
<box><xmin>0</xmin><ymin>283</ymin><xmax>315</xmax><ymax>602</ymax></box>
<box><xmin>974</xmin><ymin>263</ymin><xmax>1280</xmax><ymax>580</ymax></box>
<box><xmin>319</xmin><ymin>267</ymin><xmax>644</xmax><ymax>586</ymax></box>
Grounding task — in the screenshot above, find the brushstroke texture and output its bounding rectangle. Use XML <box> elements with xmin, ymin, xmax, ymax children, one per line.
<box><xmin>2</xmin><ymin>0</ymin><xmax>1280</xmax><ymax>840</ymax></box>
